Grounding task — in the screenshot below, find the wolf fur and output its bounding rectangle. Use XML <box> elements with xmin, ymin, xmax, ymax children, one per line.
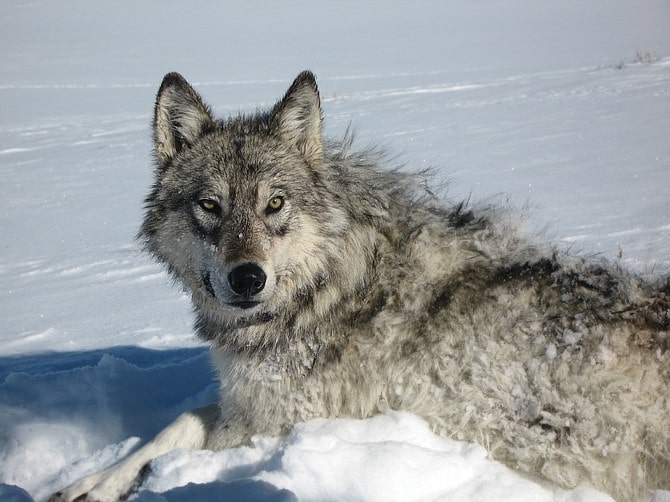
<box><xmin>52</xmin><ymin>71</ymin><xmax>669</xmax><ymax>502</ymax></box>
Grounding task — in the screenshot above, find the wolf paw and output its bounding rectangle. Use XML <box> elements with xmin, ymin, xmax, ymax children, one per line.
<box><xmin>48</xmin><ymin>487</ymin><xmax>124</xmax><ymax>502</ymax></box>
<box><xmin>48</xmin><ymin>489</ymin><xmax>100</xmax><ymax>502</ymax></box>
<box><xmin>48</xmin><ymin>491</ymin><xmax>91</xmax><ymax>502</ymax></box>
<box><xmin>48</xmin><ymin>473</ymin><xmax>134</xmax><ymax>502</ymax></box>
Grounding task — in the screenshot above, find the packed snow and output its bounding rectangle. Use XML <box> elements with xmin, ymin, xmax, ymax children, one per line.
<box><xmin>1</xmin><ymin>0</ymin><xmax>669</xmax><ymax>501</ymax></box>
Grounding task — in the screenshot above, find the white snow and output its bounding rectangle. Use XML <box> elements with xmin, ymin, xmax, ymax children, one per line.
<box><xmin>1</xmin><ymin>0</ymin><xmax>669</xmax><ymax>501</ymax></box>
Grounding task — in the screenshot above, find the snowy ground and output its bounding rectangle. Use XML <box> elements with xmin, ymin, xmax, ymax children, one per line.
<box><xmin>1</xmin><ymin>1</ymin><xmax>669</xmax><ymax>501</ymax></box>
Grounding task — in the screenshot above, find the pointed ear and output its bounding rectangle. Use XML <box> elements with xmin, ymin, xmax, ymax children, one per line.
<box><xmin>270</xmin><ymin>71</ymin><xmax>323</xmax><ymax>167</ymax></box>
<box><xmin>153</xmin><ymin>72</ymin><xmax>214</xmax><ymax>167</ymax></box>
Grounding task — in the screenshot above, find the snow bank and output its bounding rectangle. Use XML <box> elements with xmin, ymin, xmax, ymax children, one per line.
<box><xmin>0</xmin><ymin>348</ymin><xmax>217</xmax><ymax>500</ymax></box>
<box><xmin>137</xmin><ymin>412</ymin><xmax>616</xmax><ymax>502</ymax></box>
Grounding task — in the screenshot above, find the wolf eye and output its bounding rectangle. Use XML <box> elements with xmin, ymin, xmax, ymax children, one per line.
<box><xmin>198</xmin><ymin>198</ymin><xmax>221</xmax><ymax>214</ymax></box>
<box><xmin>266</xmin><ymin>196</ymin><xmax>284</xmax><ymax>213</ymax></box>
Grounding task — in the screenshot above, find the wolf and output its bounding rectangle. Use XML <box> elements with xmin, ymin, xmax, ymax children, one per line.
<box><xmin>52</xmin><ymin>71</ymin><xmax>669</xmax><ymax>501</ymax></box>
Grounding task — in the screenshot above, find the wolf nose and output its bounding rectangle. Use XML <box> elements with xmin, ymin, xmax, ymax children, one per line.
<box><xmin>228</xmin><ymin>263</ymin><xmax>267</xmax><ymax>297</ymax></box>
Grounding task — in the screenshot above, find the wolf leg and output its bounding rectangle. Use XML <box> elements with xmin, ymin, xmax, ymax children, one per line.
<box><xmin>50</xmin><ymin>404</ymin><xmax>220</xmax><ymax>502</ymax></box>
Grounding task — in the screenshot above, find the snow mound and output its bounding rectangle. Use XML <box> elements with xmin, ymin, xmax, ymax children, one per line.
<box><xmin>138</xmin><ymin>412</ymin><xmax>614</xmax><ymax>502</ymax></box>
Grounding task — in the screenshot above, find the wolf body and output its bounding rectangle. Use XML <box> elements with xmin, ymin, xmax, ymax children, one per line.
<box><xmin>53</xmin><ymin>72</ymin><xmax>669</xmax><ymax>502</ymax></box>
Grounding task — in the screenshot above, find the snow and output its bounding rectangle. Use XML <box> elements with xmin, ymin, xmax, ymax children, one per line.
<box><xmin>1</xmin><ymin>0</ymin><xmax>669</xmax><ymax>500</ymax></box>
<box><xmin>137</xmin><ymin>413</ymin><xmax>614</xmax><ymax>502</ymax></box>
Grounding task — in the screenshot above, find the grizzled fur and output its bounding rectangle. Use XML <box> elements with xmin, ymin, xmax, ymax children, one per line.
<box><xmin>53</xmin><ymin>71</ymin><xmax>669</xmax><ymax>501</ymax></box>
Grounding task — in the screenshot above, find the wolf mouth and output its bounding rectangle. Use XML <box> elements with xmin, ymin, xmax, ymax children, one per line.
<box><xmin>229</xmin><ymin>301</ymin><xmax>262</xmax><ymax>310</ymax></box>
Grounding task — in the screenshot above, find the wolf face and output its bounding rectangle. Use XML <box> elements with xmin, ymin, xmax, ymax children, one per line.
<box><xmin>139</xmin><ymin>72</ymin><xmax>349</xmax><ymax>324</ymax></box>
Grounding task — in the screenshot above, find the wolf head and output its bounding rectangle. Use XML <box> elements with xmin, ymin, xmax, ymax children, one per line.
<box><xmin>139</xmin><ymin>72</ymin><xmax>357</xmax><ymax>327</ymax></box>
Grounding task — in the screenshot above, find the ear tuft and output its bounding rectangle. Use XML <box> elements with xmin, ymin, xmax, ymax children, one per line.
<box><xmin>153</xmin><ymin>72</ymin><xmax>214</xmax><ymax>167</ymax></box>
<box><xmin>270</xmin><ymin>71</ymin><xmax>323</xmax><ymax>168</ymax></box>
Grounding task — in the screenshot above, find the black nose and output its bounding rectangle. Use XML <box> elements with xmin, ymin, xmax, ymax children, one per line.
<box><xmin>228</xmin><ymin>263</ymin><xmax>267</xmax><ymax>297</ymax></box>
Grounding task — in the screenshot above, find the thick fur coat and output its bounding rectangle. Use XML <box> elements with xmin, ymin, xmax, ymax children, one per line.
<box><xmin>53</xmin><ymin>71</ymin><xmax>669</xmax><ymax>502</ymax></box>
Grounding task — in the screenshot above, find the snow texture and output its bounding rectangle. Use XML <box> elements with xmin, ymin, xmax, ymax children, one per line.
<box><xmin>1</xmin><ymin>0</ymin><xmax>669</xmax><ymax>501</ymax></box>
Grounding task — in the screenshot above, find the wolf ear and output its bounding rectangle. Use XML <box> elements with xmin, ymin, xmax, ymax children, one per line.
<box><xmin>153</xmin><ymin>72</ymin><xmax>214</xmax><ymax>167</ymax></box>
<box><xmin>270</xmin><ymin>71</ymin><xmax>323</xmax><ymax>167</ymax></box>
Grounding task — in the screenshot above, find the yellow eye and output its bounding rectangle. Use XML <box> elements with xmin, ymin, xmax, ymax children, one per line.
<box><xmin>267</xmin><ymin>196</ymin><xmax>284</xmax><ymax>212</ymax></box>
<box><xmin>199</xmin><ymin>199</ymin><xmax>220</xmax><ymax>213</ymax></box>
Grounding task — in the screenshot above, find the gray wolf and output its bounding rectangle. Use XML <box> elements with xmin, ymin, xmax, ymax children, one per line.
<box><xmin>52</xmin><ymin>71</ymin><xmax>669</xmax><ymax>501</ymax></box>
